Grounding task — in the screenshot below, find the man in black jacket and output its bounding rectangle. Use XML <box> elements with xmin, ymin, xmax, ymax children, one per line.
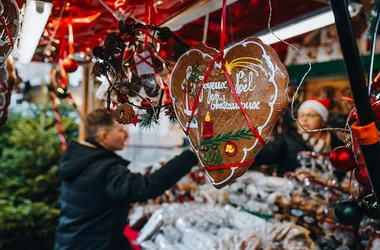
<box><xmin>54</xmin><ymin>108</ymin><xmax>198</xmax><ymax>250</ymax></box>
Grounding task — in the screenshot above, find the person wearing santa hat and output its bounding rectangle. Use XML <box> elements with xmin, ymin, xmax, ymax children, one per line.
<box><xmin>251</xmin><ymin>98</ymin><xmax>344</xmax><ymax>176</ymax></box>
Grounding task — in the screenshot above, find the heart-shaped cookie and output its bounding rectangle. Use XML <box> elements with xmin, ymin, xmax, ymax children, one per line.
<box><xmin>0</xmin><ymin>0</ymin><xmax>20</xmax><ymax>66</ymax></box>
<box><xmin>170</xmin><ymin>37</ymin><xmax>289</xmax><ymax>189</ymax></box>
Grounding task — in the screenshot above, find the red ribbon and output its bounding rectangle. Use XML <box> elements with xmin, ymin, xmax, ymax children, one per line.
<box><xmin>204</xmin><ymin>160</ymin><xmax>255</xmax><ymax>171</ymax></box>
<box><xmin>49</xmin><ymin>92</ymin><xmax>67</xmax><ymax>152</ymax></box>
<box><xmin>219</xmin><ymin>0</ymin><xmax>227</xmax><ymax>64</ymax></box>
<box><xmin>183</xmin><ymin>0</ymin><xmax>265</xmax><ymax>171</ymax></box>
<box><xmin>134</xmin><ymin>52</ymin><xmax>161</xmax><ymax>74</ymax></box>
<box><xmin>125</xmin><ymin>2</ymin><xmax>137</xmax><ymax>19</ymax></box>
<box><xmin>58</xmin><ymin>59</ymin><xmax>68</xmax><ymax>89</ymax></box>
<box><xmin>143</xmin><ymin>0</ymin><xmax>155</xmax><ymax>49</ymax></box>
<box><xmin>222</xmin><ymin>63</ymin><xmax>265</xmax><ymax>145</ymax></box>
<box><xmin>0</xmin><ymin>15</ymin><xmax>14</xmax><ymax>49</ymax></box>
<box><xmin>185</xmin><ymin>52</ymin><xmax>221</xmax><ymax>135</ymax></box>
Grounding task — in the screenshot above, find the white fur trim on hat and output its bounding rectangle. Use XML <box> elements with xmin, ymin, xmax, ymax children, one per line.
<box><xmin>298</xmin><ymin>100</ymin><xmax>329</xmax><ymax>122</ymax></box>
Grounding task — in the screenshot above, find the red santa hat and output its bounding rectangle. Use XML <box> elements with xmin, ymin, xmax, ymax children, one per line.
<box><xmin>298</xmin><ymin>98</ymin><xmax>331</xmax><ymax>122</ymax></box>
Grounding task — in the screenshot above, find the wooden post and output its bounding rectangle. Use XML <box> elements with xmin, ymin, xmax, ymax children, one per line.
<box><xmin>79</xmin><ymin>64</ymin><xmax>89</xmax><ymax>141</ymax></box>
<box><xmin>330</xmin><ymin>0</ymin><xmax>380</xmax><ymax>203</ymax></box>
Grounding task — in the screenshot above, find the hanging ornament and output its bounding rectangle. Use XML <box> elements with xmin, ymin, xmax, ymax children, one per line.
<box><xmin>354</xmin><ymin>164</ymin><xmax>372</xmax><ymax>188</ymax></box>
<box><xmin>112</xmin><ymin>103</ymin><xmax>135</xmax><ymax>125</ymax></box>
<box><xmin>0</xmin><ymin>0</ymin><xmax>19</xmax><ymax>67</ymax></box>
<box><xmin>62</xmin><ymin>23</ymin><xmax>78</xmax><ymax>73</ymax></box>
<box><xmin>0</xmin><ymin>58</ymin><xmax>18</xmax><ymax>131</ymax></box>
<box><xmin>329</xmin><ymin>146</ymin><xmax>357</xmax><ymax>172</ymax></box>
<box><xmin>362</xmin><ymin>193</ymin><xmax>380</xmax><ymax>220</ymax></box>
<box><xmin>334</xmin><ymin>200</ymin><xmax>363</xmax><ymax>226</ymax></box>
<box><xmin>50</xmin><ymin>60</ymin><xmax>70</xmax><ymax>99</ymax></box>
<box><xmin>91</xmin><ymin>13</ymin><xmax>187</xmax><ymax>127</ymax></box>
<box><xmin>62</xmin><ymin>58</ymin><xmax>79</xmax><ymax>73</ymax></box>
<box><xmin>56</xmin><ymin>86</ymin><xmax>70</xmax><ymax>99</ymax></box>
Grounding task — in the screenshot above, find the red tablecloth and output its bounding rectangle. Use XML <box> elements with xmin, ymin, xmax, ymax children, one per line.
<box><xmin>124</xmin><ymin>225</ymin><xmax>141</xmax><ymax>250</ymax></box>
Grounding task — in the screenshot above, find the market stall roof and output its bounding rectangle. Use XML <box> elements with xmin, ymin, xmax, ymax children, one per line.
<box><xmin>16</xmin><ymin>0</ymin><xmax>330</xmax><ymax>63</ymax></box>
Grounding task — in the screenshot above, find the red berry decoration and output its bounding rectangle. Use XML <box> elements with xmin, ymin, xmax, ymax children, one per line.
<box><xmin>354</xmin><ymin>164</ymin><xmax>372</xmax><ymax>188</ymax></box>
<box><xmin>351</xmin><ymin>101</ymin><xmax>380</xmax><ymax>124</ymax></box>
<box><xmin>62</xmin><ymin>58</ymin><xmax>79</xmax><ymax>73</ymax></box>
<box><xmin>117</xmin><ymin>95</ymin><xmax>128</xmax><ymax>103</ymax></box>
<box><xmin>372</xmin><ymin>101</ymin><xmax>380</xmax><ymax>124</ymax></box>
<box><xmin>141</xmin><ymin>99</ymin><xmax>151</xmax><ymax>108</ymax></box>
<box><xmin>164</xmin><ymin>98</ymin><xmax>171</xmax><ymax>105</ymax></box>
<box><xmin>329</xmin><ymin>146</ymin><xmax>357</xmax><ymax>172</ymax></box>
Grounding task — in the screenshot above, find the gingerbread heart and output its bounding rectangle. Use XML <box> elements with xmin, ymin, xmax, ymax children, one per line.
<box><xmin>170</xmin><ymin>37</ymin><xmax>289</xmax><ymax>189</ymax></box>
<box><xmin>0</xmin><ymin>0</ymin><xmax>20</xmax><ymax>66</ymax></box>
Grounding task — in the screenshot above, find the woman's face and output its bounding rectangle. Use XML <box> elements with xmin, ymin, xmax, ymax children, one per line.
<box><xmin>298</xmin><ymin>107</ymin><xmax>324</xmax><ymax>132</ymax></box>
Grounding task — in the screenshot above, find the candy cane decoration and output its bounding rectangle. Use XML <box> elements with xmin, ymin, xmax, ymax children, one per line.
<box><xmin>49</xmin><ymin>91</ymin><xmax>67</xmax><ymax>151</ymax></box>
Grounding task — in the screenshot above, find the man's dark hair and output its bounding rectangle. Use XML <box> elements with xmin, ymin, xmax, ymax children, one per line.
<box><xmin>85</xmin><ymin>108</ymin><xmax>114</xmax><ymax>140</ymax></box>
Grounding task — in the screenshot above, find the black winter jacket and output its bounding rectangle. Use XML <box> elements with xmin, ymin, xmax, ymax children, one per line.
<box><xmin>253</xmin><ymin>128</ymin><xmax>344</xmax><ymax>176</ymax></box>
<box><xmin>54</xmin><ymin>141</ymin><xmax>197</xmax><ymax>250</ymax></box>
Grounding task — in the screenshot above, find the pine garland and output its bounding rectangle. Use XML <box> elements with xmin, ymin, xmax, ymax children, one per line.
<box><xmin>199</xmin><ymin>128</ymin><xmax>257</xmax><ymax>167</ymax></box>
<box><xmin>139</xmin><ymin>111</ymin><xmax>159</xmax><ymax>128</ymax></box>
<box><xmin>199</xmin><ymin>129</ymin><xmax>256</xmax><ymax>148</ymax></box>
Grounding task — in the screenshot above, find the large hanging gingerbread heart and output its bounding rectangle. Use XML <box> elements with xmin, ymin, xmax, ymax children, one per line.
<box><xmin>170</xmin><ymin>37</ymin><xmax>289</xmax><ymax>189</ymax></box>
<box><xmin>0</xmin><ymin>0</ymin><xmax>20</xmax><ymax>66</ymax></box>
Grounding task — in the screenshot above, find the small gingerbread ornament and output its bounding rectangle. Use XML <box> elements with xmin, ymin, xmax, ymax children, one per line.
<box><xmin>112</xmin><ymin>103</ymin><xmax>135</xmax><ymax>125</ymax></box>
<box><xmin>0</xmin><ymin>58</ymin><xmax>17</xmax><ymax>131</ymax></box>
<box><xmin>0</xmin><ymin>0</ymin><xmax>20</xmax><ymax>66</ymax></box>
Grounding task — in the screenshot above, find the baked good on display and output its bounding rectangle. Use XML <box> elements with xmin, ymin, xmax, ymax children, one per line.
<box><xmin>170</xmin><ymin>38</ymin><xmax>289</xmax><ymax>188</ymax></box>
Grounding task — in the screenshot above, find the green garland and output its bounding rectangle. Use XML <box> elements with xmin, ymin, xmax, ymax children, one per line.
<box><xmin>139</xmin><ymin>111</ymin><xmax>159</xmax><ymax>128</ymax></box>
<box><xmin>199</xmin><ymin>129</ymin><xmax>256</xmax><ymax>148</ymax></box>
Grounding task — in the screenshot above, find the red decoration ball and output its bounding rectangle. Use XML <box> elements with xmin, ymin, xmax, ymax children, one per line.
<box><xmin>62</xmin><ymin>58</ymin><xmax>79</xmax><ymax>73</ymax></box>
<box><xmin>329</xmin><ymin>146</ymin><xmax>357</xmax><ymax>172</ymax></box>
<box><xmin>354</xmin><ymin>164</ymin><xmax>372</xmax><ymax>188</ymax></box>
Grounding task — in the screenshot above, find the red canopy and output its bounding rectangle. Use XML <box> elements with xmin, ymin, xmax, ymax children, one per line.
<box><xmin>16</xmin><ymin>0</ymin><xmax>327</xmax><ymax>63</ymax></box>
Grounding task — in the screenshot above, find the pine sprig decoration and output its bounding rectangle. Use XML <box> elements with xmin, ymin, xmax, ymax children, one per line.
<box><xmin>199</xmin><ymin>128</ymin><xmax>256</xmax><ymax>148</ymax></box>
<box><xmin>139</xmin><ymin>111</ymin><xmax>159</xmax><ymax>128</ymax></box>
